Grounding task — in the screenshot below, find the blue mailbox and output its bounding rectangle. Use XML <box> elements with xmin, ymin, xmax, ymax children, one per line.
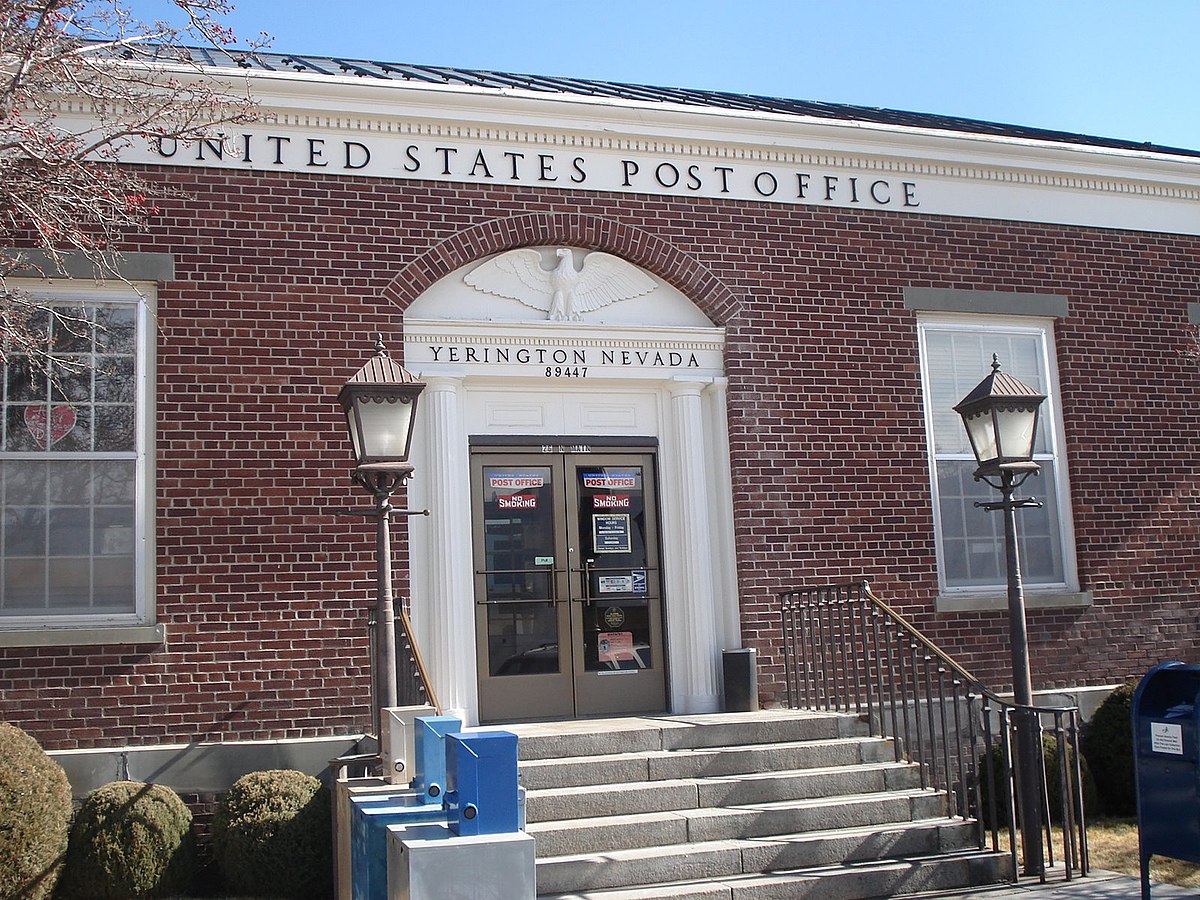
<box><xmin>413</xmin><ymin>715</ymin><xmax>463</xmax><ymax>803</ymax></box>
<box><xmin>444</xmin><ymin>731</ymin><xmax>521</xmax><ymax>836</ymax></box>
<box><xmin>1132</xmin><ymin>661</ymin><xmax>1200</xmax><ymax>900</ymax></box>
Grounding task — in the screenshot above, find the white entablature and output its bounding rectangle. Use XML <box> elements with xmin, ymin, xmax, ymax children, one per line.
<box><xmin>87</xmin><ymin>57</ymin><xmax>1200</xmax><ymax>235</ymax></box>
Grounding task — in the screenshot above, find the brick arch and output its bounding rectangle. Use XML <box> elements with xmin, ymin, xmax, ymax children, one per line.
<box><xmin>381</xmin><ymin>213</ymin><xmax>742</xmax><ymax>326</ymax></box>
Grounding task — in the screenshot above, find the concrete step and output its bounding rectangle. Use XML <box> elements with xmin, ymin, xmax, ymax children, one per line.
<box><xmin>535</xmin><ymin>817</ymin><xmax>980</xmax><ymax>896</ymax></box>
<box><xmin>525</xmin><ymin>760</ymin><xmax>923</xmax><ymax>823</ymax></box>
<box><xmin>536</xmin><ymin>848</ymin><xmax>1013</xmax><ymax>899</ymax></box>
<box><xmin>488</xmin><ymin>709</ymin><xmax>1010</xmax><ymax>900</ymax></box>
<box><xmin>505</xmin><ymin>710</ymin><xmax>866</xmax><ymax>761</ymax></box>
<box><xmin>526</xmin><ymin>788</ymin><xmax>949</xmax><ymax>858</ymax></box>
<box><xmin>519</xmin><ymin>735</ymin><xmax>898</xmax><ymax>791</ymax></box>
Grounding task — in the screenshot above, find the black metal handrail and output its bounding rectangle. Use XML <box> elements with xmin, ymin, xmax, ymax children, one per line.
<box><xmin>779</xmin><ymin>580</ymin><xmax>1089</xmax><ymax>883</ymax></box>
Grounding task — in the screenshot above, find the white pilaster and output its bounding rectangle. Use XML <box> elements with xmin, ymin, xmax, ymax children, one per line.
<box><xmin>665</xmin><ymin>380</ymin><xmax>722</xmax><ymax>712</ymax></box>
<box><xmin>409</xmin><ymin>374</ymin><xmax>476</xmax><ymax>723</ymax></box>
<box><xmin>704</xmin><ymin>378</ymin><xmax>743</xmax><ymax>653</ymax></box>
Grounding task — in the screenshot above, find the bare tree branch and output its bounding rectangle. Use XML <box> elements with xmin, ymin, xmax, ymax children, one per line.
<box><xmin>0</xmin><ymin>0</ymin><xmax>265</xmax><ymax>367</ymax></box>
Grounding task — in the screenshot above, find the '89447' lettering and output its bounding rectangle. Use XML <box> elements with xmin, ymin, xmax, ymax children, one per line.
<box><xmin>545</xmin><ymin>366</ymin><xmax>588</xmax><ymax>378</ymax></box>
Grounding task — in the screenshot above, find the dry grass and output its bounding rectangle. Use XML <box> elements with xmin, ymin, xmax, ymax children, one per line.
<box><xmin>996</xmin><ymin>818</ymin><xmax>1200</xmax><ymax>889</ymax></box>
<box><xmin>1086</xmin><ymin>818</ymin><xmax>1200</xmax><ymax>889</ymax></box>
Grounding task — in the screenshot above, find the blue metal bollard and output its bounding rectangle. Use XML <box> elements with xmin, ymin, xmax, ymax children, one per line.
<box><xmin>413</xmin><ymin>715</ymin><xmax>463</xmax><ymax>804</ymax></box>
<box><xmin>443</xmin><ymin>731</ymin><xmax>520</xmax><ymax>836</ymax></box>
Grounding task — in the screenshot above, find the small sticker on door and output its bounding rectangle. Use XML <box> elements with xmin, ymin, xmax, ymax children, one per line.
<box><xmin>598</xmin><ymin>575</ymin><xmax>634</xmax><ymax>594</ymax></box>
<box><xmin>631</xmin><ymin>569</ymin><xmax>647</xmax><ymax>594</ymax></box>
<box><xmin>535</xmin><ymin>556</ymin><xmax>554</xmax><ymax>566</ymax></box>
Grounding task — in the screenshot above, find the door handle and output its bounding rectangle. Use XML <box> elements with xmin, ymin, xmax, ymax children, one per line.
<box><xmin>581</xmin><ymin>558</ymin><xmax>594</xmax><ymax>605</ymax></box>
<box><xmin>474</xmin><ymin>566</ymin><xmax>567</xmax><ymax>606</ymax></box>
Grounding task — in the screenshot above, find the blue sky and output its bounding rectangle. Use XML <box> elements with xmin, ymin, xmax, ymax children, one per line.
<box><xmin>130</xmin><ymin>0</ymin><xmax>1200</xmax><ymax>151</ymax></box>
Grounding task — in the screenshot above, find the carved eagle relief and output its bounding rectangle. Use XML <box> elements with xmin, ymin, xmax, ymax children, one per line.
<box><xmin>463</xmin><ymin>248</ymin><xmax>657</xmax><ymax>321</ymax></box>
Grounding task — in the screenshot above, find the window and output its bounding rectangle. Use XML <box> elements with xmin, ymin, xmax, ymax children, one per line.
<box><xmin>918</xmin><ymin>316</ymin><xmax>1076</xmax><ymax>595</ymax></box>
<box><xmin>0</xmin><ymin>286</ymin><xmax>151</xmax><ymax>625</ymax></box>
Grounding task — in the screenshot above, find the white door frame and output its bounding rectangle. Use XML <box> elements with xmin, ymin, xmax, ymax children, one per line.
<box><xmin>403</xmin><ymin>358</ymin><xmax>739</xmax><ymax>725</ymax></box>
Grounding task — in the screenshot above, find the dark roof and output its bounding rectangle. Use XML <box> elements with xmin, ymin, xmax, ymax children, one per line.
<box><xmin>189</xmin><ymin>47</ymin><xmax>1200</xmax><ymax>159</ymax></box>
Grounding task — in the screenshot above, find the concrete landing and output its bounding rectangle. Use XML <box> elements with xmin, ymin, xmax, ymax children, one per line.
<box><xmin>918</xmin><ymin>868</ymin><xmax>1196</xmax><ymax>899</ymax></box>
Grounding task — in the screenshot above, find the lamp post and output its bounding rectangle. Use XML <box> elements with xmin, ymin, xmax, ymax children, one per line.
<box><xmin>954</xmin><ymin>354</ymin><xmax>1047</xmax><ymax>877</ymax></box>
<box><xmin>338</xmin><ymin>337</ymin><xmax>427</xmax><ymax>738</ymax></box>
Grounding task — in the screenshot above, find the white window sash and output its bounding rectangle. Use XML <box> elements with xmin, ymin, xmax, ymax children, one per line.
<box><xmin>918</xmin><ymin>314</ymin><xmax>1078</xmax><ymax>595</ymax></box>
<box><xmin>0</xmin><ymin>285</ymin><xmax>152</xmax><ymax>627</ymax></box>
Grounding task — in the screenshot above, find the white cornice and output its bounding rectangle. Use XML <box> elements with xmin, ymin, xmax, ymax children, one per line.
<box><xmin>183</xmin><ymin>66</ymin><xmax>1200</xmax><ymax>197</ymax></box>
<box><xmin>89</xmin><ymin>62</ymin><xmax>1200</xmax><ymax>233</ymax></box>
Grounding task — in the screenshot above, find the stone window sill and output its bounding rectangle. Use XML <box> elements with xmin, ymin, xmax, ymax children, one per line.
<box><xmin>0</xmin><ymin>623</ymin><xmax>166</xmax><ymax>647</ymax></box>
<box><xmin>935</xmin><ymin>591</ymin><xmax>1092</xmax><ymax>613</ymax></box>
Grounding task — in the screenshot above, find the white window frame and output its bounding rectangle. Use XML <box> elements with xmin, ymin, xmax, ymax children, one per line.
<box><xmin>917</xmin><ymin>313</ymin><xmax>1079</xmax><ymax>602</ymax></box>
<box><xmin>0</xmin><ymin>282</ymin><xmax>154</xmax><ymax>630</ymax></box>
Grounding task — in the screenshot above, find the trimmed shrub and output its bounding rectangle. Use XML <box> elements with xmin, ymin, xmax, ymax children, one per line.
<box><xmin>1081</xmin><ymin>679</ymin><xmax>1138</xmax><ymax>817</ymax></box>
<box><xmin>978</xmin><ymin>732</ymin><xmax>1099</xmax><ymax>828</ymax></box>
<box><xmin>56</xmin><ymin>780</ymin><xmax>195</xmax><ymax>899</ymax></box>
<box><xmin>0</xmin><ymin>723</ymin><xmax>72</xmax><ymax>900</ymax></box>
<box><xmin>212</xmin><ymin>770</ymin><xmax>331</xmax><ymax>900</ymax></box>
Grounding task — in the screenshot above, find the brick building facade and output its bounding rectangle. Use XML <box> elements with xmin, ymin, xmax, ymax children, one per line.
<box><xmin>2</xmin><ymin>55</ymin><xmax>1198</xmax><ymax>776</ymax></box>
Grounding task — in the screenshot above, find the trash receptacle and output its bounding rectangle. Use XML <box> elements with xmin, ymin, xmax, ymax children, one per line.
<box><xmin>1132</xmin><ymin>660</ymin><xmax>1200</xmax><ymax>899</ymax></box>
<box><xmin>722</xmin><ymin>648</ymin><xmax>758</xmax><ymax>712</ymax></box>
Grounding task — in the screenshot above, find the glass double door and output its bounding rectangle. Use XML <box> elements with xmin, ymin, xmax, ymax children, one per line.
<box><xmin>472</xmin><ymin>449</ymin><xmax>667</xmax><ymax>722</ymax></box>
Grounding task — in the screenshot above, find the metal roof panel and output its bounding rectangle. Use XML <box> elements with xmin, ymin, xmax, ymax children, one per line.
<box><xmin>159</xmin><ymin>47</ymin><xmax>1200</xmax><ymax>159</ymax></box>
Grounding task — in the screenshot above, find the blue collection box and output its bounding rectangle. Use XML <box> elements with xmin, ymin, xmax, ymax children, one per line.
<box><xmin>444</xmin><ymin>730</ymin><xmax>520</xmax><ymax>836</ymax></box>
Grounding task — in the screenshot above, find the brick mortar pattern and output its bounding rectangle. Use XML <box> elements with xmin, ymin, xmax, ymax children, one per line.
<box><xmin>3</xmin><ymin>166</ymin><xmax>1198</xmax><ymax>749</ymax></box>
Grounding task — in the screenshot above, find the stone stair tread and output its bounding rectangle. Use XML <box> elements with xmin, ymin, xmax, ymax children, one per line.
<box><xmin>725</xmin><ymin>850</ymin><xmax>1011</xmax><ymax>895</ymax></box>
<box><xmin>518</xmin><ymin>735</ymin><xmax>902</xmax><ymax>792</ymax></box>
<box><xmin>699</xmin><ymin>759</ymin><xmax>911</xmax><ymax>784</ymax></box>
<box><xmin>527</xmin><ymin>775</ymin><xmax>696</xmax><ymax>799</ymax></box>
<box><xmin>505</xmin><ymin>709</ymin><xmax>843</xmax><ymax>732</ymax></box>
<box><xmin>527</xmin><ymin>787</ymin><xmax>938</xmax><ymax>832</ymax></box>
<box><xmin>521</xmin><ymin>735</ymin><xmax>889</xmax><ymax>769</ymax></box>
<box><xmin>500</xmin><ymin>710</ymin><xmax>862</xmax><ymax>760</ymax></box>
<box><xmin>526</xmin><ymin>808</ymin><xmax>685</xmax><ymax>835</ymax></box>
<box><xmin>694</xmin><ymin>786</ymin><xmax>935</xmax><ymax>813</ymax></box>
<box><xmin>653</xmin><ymin>738</ymin><xmax>863</xmax><ymax>756</ymax></box>
<box><xmin>535</xmin><ymin>816</ymin><xmax>966</xmax><ymax>865</ymax></box>
<box><xmin>523</xmin><ymin>734</ymin><xmax>883</xmax><ymax>763</ymax></box>
<box><xmin>541</xmin><ymin>882</ymin><xmax>730</xmax><ymax>899</ymax></box>
<box><xmin>526</xmin><ymin>759</ymin><xmax>912</xmax><ymax>798</ymax></box>
<box><xmin>536</xmin><ymin>848</ymin><xmax>1010</xmax><ymax>899</ymax></box>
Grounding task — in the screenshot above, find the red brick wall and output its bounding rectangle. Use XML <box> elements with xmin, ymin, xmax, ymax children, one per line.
<box><xmin>4</xmin><ymin>166</ymin><xmax>1198</xmax><ymax>748</ymax></box>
